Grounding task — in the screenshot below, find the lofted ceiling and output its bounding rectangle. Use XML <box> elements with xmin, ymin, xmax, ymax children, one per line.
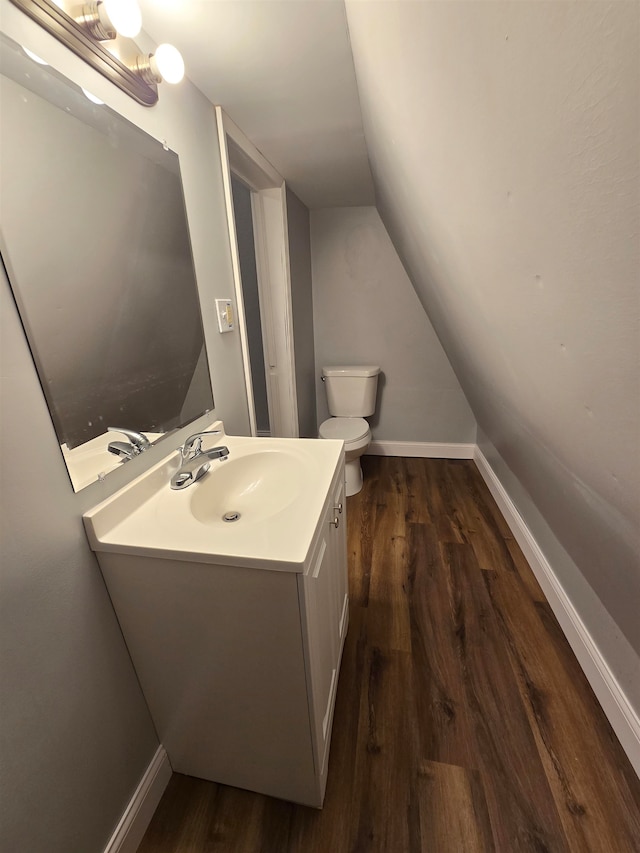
<box><xmin>138</xmin><ymin>0</ymin><xmax>373</xmax><ymax>209</ymax></box>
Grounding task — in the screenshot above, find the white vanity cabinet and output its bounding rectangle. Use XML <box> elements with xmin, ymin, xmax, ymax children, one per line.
<box><xmin>88</xmin><ymin>447</ymin><xmax>348</xmax><ymax>808</ymax></box>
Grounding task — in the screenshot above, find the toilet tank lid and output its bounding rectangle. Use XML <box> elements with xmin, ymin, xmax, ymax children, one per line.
<box><xmin>321</xmin><ymin>365</ymin><xmax>380</xmax><ymax>378</ymax></box>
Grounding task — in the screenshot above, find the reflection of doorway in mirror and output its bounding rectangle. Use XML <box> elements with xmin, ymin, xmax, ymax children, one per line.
<box><xmin>231</xmin><ymin>174</ymin><xmax>271</xmax><ymax>436</ymax></box>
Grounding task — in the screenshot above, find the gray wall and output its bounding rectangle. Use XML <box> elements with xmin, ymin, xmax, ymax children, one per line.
<box><xmin>311</xmin><ymin>206</ymin><xmax>476</xmax><ymax>442</ymax></box>
<box><xmin>1</xmin><ymin>265</ymin><xmax>160</xmax><ymax>852</ymax></box>
<box><xmin>0</xmin><ymin>3</ymin><xmax>249</xmax><ymax>851</ymax></box>
<box><xmin>345</xmin><ymin>0</ymin><xmax>640</xmax><ymax>692</ymax></box>
<box><xmin>286</xmin><ymin>188</ymin><xmax>318</xmax><ymax>437</ymax></box>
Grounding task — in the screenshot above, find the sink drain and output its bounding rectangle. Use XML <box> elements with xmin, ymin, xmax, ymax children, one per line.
<box><xmin>222</xmin><ymin>511</ymin><xmax>241</xmax><ymax>523</ymax></box>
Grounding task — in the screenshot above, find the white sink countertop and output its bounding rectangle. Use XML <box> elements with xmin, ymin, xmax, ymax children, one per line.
<box><xmin>83</xmin><ymin>421</ymin><xmax>344</xmax><ymax>571</ymax></box>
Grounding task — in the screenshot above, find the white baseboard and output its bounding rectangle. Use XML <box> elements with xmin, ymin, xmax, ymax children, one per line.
<box><xmin>103</xmin><ymin>746</ymin><xmax>172</xmax><ymax>853</ymax></box>
<box><xmin>474</xmin><ymin>447</ymin><xmax>640</xmax><ymax>779</ymax></box>
<box><xmin>367</xmin><ymin>440</ymin><xmax>475</xmax><ymax>459</ymax></box>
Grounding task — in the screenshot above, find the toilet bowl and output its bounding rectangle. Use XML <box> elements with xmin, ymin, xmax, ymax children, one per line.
<box><xmin>318</xmin><ymin>365</ymin><xmax>380</xmax><ymax>496</ymax></box>
<box><xmin>318</xmin><ymin>416</ymin><xmax>371</xmax><ymax>496</ymax></box>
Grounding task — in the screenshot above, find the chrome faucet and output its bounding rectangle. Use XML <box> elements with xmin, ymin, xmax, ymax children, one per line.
<box><xmin>107</xmin><ymin>427</ymin><xmax>151</xmax><ymax>460</ymax></box>
<box><xmin>171</xmin><ymin>429</ymin><xmax>229</xmax><ymax>490</ymax></box>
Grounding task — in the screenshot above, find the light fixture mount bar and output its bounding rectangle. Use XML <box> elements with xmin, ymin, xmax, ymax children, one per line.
<box><xmin>8</xmin><ymin>0</ymin><xmax>158</xmax><ymax>106</ymax></box>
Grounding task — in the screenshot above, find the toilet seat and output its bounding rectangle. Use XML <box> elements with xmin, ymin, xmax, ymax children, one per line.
<box><xmin>319</xmin><ymin>417</ymin><xmax>369</xmax><ymax>443</ymax></box>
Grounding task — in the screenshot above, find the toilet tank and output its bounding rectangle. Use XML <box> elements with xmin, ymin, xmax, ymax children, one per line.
<box><xmin>322</xmin><ymin>366</ymin><xmax>380</xmax><ymax>417</ymax></box>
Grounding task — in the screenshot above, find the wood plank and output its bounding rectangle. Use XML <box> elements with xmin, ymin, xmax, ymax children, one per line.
<box><xmin>484</xmin><ymin>568</ymin><xmax>640</xmax><ymax>852</ymax></box>
<box><xmin>505</xmin><ymin>537</ymin><xmax>548</xmax><ymax>603</ymax></box>
<box><xmin>366</xmin><ymin>458</ymin><xmax>412</xmax><ymax>653</ymax></box>
<box><xmin>367</xmin><ymin>528</ymin><xmax>412</xmax><ymax>654</ymax></box>
<box><xmin>348</xmin><ymin>644</ymin><xmax>420</xmax><ymax>853</ymax></box>
<box><xmin>400</xmin><ymin>457</ymin><xmax>433</xmax><ymax>525</ymax></box>
<box><xmin>466</xmin><ymin>460</ymin><xmax>516</xmax><ymax>540</ymax></box>
<box><xmin>446</xmin><ymin>461</ymin><xmax>518</xmax><ymax>572</ymax></box>
<box><xmin>422</xmin><ymin>459</ymin><xmax>467</xmax><ymax>544</ymax></box>
<box><xmin>137</xmin><ymin>775</ymin><xmax>267</xmax><ymax>852</ymax></box>
<box><xmin>417</xmin><ymin>759</ymin><xmax>495</xmax><ymax>852</ymax></box>
<box><xmin>407</xmin><ymin>523</ymin><xmax>479</xmax><ymax>767</ymax></box>
<box><xmin>441</xmin><ymin>542</ymin><xmax>571</xmax><ymax>851</ymax></box>
<box><xmin>346</xmin><ymin>456</ymin><xmax>380</xmax><ymax>607</ymax></box>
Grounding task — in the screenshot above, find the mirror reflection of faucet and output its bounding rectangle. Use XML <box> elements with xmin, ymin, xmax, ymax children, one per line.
<box><xmin>171</xmin><ymin>430</ymin><xmax>230</xmax><ymax>490</ymax></box>
<box><xmin>107</xmin><ymin>427</ymin><xmax>152</xmax><ymax>461</ymax></box>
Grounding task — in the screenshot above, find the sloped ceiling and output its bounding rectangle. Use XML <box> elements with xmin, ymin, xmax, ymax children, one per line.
<box><xmin>344</xmin><ymin>1</ymin><xmax>640</xmax><ymax>652</ymax></box>
<box><xmin>137</xmin><ymin>0</ymin><xmax>373</xmax><ymax>207</ymax></box>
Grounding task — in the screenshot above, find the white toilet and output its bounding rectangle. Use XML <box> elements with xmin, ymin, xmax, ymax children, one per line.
<box><xmin>319</xmin><ymin>365</ymin><xmax>380</xmax><ymax>496</ymax></box>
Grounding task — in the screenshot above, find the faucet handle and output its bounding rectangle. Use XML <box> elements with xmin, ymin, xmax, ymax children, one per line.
<box><xmin>108</xmin><ymin>440</ymin><xmax>138</xmax><ymax>460</ymax></box>
<box><xmin>182</xmin><ymin>429</ymin><xmax>222</xmax><ymax>458</ymax></box>
<box><xmin>107</xmin><ymin>427</ymin><xmax>151</xmax><ymax>451</ymax></box>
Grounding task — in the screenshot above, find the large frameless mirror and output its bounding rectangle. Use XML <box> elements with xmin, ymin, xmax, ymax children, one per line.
<box><xmin>0</xmin><ymin>33</ymin><xmax>214</xmax><ymax>491</ymax></box>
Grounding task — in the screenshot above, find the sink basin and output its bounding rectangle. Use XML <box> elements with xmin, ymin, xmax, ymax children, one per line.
<box><xmin>190</xmin><ymin>450</ymin><xmax>305</xmax><ymax>526</ymax></box>
<box><xmin>83</xmin><ymin>421</ymin><xmax>344</xmax><ymax>570</ymax></box>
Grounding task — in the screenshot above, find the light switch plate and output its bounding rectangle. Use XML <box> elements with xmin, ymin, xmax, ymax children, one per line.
<box><xmin>215</xmin><ymin>299</ymin><xmax>234</xmax><ymax>333</ymax></box>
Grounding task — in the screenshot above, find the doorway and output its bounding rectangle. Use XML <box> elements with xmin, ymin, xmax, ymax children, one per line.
<box><xmin>216</xmin><ymin>107</ymin><xmax>299</xmax><ymax>438</ymax></box>
<box><xmin>230</xmin><ymin>175</ymin><xmax>270</xmax><ymax>435</ymax></box>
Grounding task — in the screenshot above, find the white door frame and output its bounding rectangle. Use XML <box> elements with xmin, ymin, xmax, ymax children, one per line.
<box><xmin>216</xmin><ymin>107</ymin><xmax>299</xmax><ymax>438</ymax></box>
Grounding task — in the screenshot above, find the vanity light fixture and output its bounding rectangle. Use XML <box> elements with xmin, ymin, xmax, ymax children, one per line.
<box><xmin>134</xmin><ymin>43</ymin><xmax>185</xmax><ymax>85</ymax></box>
<box><xmin>74</xmin><ymin>0</ymin><xmax>142</xmax><ymax>41</ymax></box>
<box><xmin>9</xmin><ymin>0</ymin><xmax>185</xmax><ymax>106</ymax></box>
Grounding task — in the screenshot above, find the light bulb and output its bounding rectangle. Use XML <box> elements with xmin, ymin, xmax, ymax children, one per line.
<box><xmin>23</xmin><ymin>47</ymin><xmax>48</xmax><ymax>65</ymax></box>
<box><xmin>152</xmin><ymin>43</ymin><xmax>184</xmax><ymax>84</ymax></box>
<box><xmin>82</xmin><ymin>88</ymin><xmax>104</xmax><ymax>104</ymax></box>
<box><xmin>99</xmin><ymin>0</ymin><xmax>141</xmax><ymax>38</ymax></box>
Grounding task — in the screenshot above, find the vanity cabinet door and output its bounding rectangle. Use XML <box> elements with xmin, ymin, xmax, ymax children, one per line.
<box><xmin>303</xmin><ymin>524</ymin><xmax>337</xmax><ymax>778</ymax></box>
<box><xmin>300</xmin><ymin>472</ymin><xmax>349</xmax><ymax>782</ymax></box>
<box><xmin>331</xmin><ymin>478</ymin><xmax>348</xmax><ymax>655</ymax></box>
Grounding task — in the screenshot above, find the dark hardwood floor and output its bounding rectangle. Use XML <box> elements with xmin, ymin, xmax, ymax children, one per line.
<box><xmin>137</xmin><ymin>456</ymin><xmax>640</xmax><ymax>852</ymax></box>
